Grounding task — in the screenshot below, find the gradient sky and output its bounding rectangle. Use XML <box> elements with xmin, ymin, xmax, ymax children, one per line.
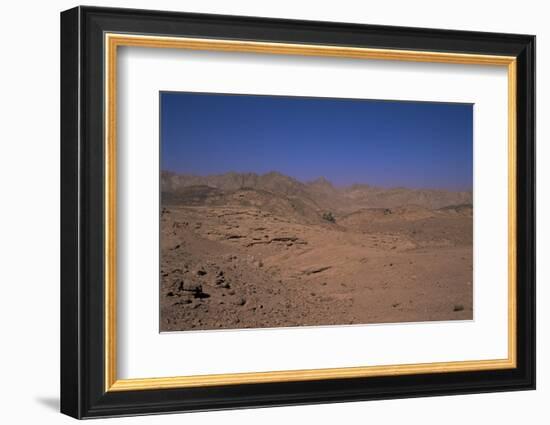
<box><xmin>160</xmin><ymin>92</ymin><xmax>473</xmax><ymax>191</ymax></box>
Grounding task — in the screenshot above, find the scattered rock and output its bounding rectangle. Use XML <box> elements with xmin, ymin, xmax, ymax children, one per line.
<box><xmin>215</xmin><ymin>271</ymin><xmax>226</xmax><ymax>285</ymax></box>
<box><xmin>195</xmin><ymin>268</ymin><xmax>207</xmax><ymax>276</ymax></box>
<box><xmin>271</xmin><ymin>236</ymin><xmax>298</xmax><ymax>242</ymax></box>
<box><xmin>246</xmin><ymin>241</ymin><xmax>270</xmax><ymax>247</ymax></box>
<box><xmin>303</xmin><ymin>266</ymin><xmax>332</xmax><ymax>275</ymax></box>
<box><xmin>453</xmin><ymin>304</ymin><xmax>465</xmax><ymax>312</ymax></box>
<box><xmin>226</xmin><ymin>234</ymin><xmax>245</xmax><ymax>240</ymax></box>
<box><xmin>180</xmin><ymin>280</ymin><xmax>202</xmax><ymax>293</ymax></box>
<box><xmin>172</xmin><ymin>279</ymin><xmax>210</xmax><ymax>299</ymax></box>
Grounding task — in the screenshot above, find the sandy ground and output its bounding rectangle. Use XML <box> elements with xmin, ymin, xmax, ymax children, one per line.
<box><xmin>160</xmin><ymin>197</ymin><xmax>472</xmax><ymax>332</ymax></box>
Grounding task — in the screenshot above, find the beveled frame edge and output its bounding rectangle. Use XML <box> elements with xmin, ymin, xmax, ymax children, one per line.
<box><xmin>104</xmin><ymin>33</ymin><xmax>517</xmax><ymax>392</ymax></box>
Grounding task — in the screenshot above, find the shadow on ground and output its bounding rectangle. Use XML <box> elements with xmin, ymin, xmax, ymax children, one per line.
<box><xmin>35</xmin><ymin>396</ymin><xmax>59</xmax><ymax>411</ymax></box>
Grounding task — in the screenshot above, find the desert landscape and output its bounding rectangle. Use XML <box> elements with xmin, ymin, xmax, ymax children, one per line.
<box><xmin>160</xmin><ymin>171</ymin><xmax>473</xmax><ymax>332</ymax></box>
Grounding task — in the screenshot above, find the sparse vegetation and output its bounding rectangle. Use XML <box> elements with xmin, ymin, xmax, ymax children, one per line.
<box><xmin>322</xmin><ymin>211</ymin><xmax>336</xmax><ymax>223</ymax></box>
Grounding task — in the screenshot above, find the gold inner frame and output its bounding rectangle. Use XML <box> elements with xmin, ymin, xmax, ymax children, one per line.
<box><xmin>104</xmin><ymin>33</ymin><xmax>517</xmax><ymax>392</ymax></box>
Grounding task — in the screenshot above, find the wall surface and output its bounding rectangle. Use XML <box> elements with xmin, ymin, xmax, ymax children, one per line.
<box><xmin>0</xmin><ymin>1</ymin><xmax>545</xmax><ymax>424</ymax></box>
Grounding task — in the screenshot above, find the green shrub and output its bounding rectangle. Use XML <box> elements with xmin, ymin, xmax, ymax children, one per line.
<box><xmin>322</xmin><ymin>211</ymin><xmax>336</xmax><ymax>223</ymax></box>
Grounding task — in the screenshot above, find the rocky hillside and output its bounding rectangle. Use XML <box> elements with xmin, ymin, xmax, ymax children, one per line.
<box><xmin>161</xmin><ymin>171</ymin><xmax>472</xmax><ymax>212</ymax></box>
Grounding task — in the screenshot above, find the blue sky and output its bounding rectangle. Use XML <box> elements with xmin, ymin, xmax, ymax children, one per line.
<box><xmin>160</xmin><ymin>92</ymin><xmax>472</xmax><ymax>191</ymax></box>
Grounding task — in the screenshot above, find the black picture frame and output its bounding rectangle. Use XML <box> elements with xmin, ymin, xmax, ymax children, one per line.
<box><xmin>61</xmin><ymin>5</ymin><xmax>535</xmax><ymax>419</ymax></box>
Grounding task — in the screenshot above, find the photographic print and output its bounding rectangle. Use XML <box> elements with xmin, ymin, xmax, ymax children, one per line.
<box><xmin>160</xmin><ymin>92</ymin><xmax>473</xmax><ymax>332</ymax></box>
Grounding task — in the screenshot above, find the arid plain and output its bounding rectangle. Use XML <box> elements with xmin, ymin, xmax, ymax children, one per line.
<box><xmin>160</xmin><ymin>171</ymin><xmax>473</xmax><ymax>332</ymax></box>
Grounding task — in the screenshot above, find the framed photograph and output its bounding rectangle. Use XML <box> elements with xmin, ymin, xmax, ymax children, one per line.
<box><xmin>60</xmin><ymin>6</ymin><xmax>535</xmax><ymax>419</ymax></box>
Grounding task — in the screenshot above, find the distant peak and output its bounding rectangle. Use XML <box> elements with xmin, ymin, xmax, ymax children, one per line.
<box><xmin>262</xmin><ymin>171</ymin><xmax>289</xmax><ymax>179</ymax></box>
<box><xmin>309</xmin><ymin>176</ymin><xmax>334</xmax><ymax>187</ymax></box>
<box><xmin>349</xmin><ymin>183</ymin><xmax>371</xmax><ymax>190</ymax></box>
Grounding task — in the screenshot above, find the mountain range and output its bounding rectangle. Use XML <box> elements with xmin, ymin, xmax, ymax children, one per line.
<box><xmin>161</xmin><ymin>170</ymin><xmax>472</xmax><ymax>213</ymax></box>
